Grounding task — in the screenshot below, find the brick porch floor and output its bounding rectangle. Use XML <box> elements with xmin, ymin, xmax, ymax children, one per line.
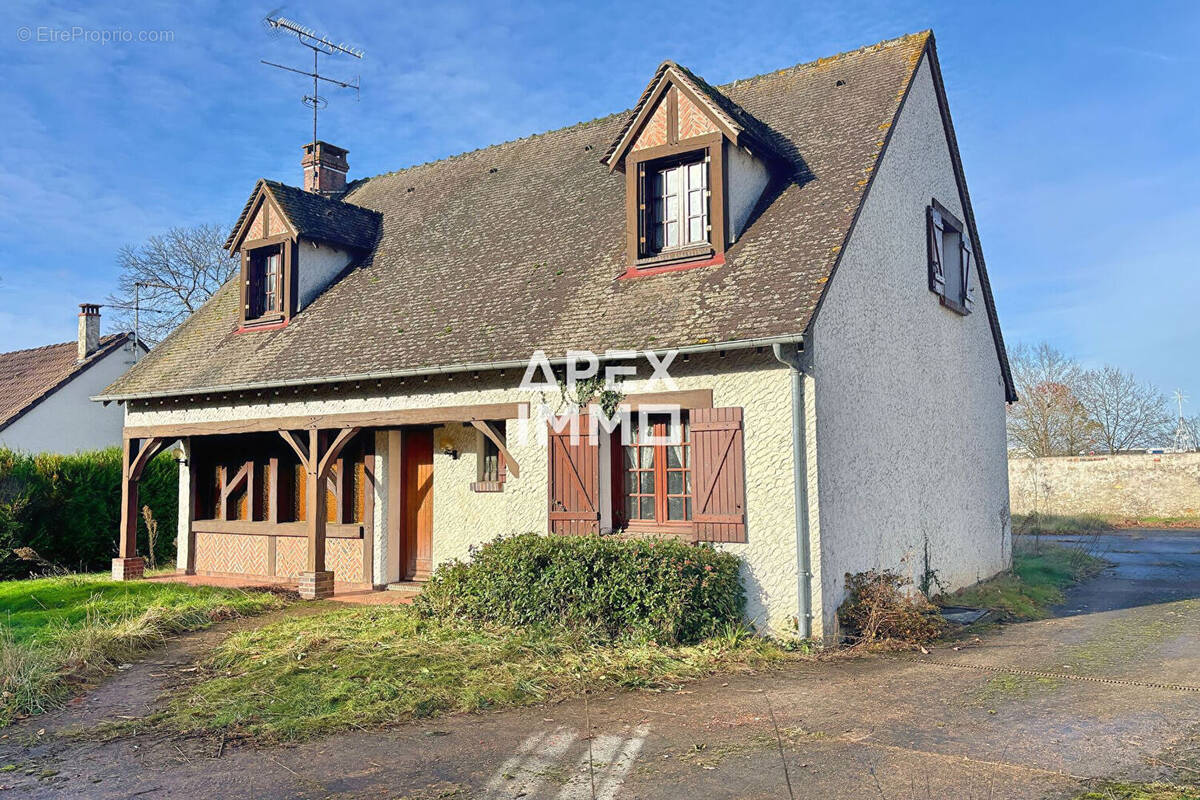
<box><xmin>145</xmin><ymin>572</ymin><xmax>417</xmax><ymax>605</ymax></box>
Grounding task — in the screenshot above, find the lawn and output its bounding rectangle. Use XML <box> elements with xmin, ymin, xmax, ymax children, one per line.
<box><xmin>1071</xmin><ymin>782</ymin><xmax>1200</xmax><ymax>800</ymax></box>
<box><xmin>1014</xmin><ymin>513</ymin><xmax>1200</xmax><ymax>534</ymax></box>
<box><xmin>940</xmin><ymin>540</ymin><xmax>1108</xmax><ymax>620</ymax></box>
<box><xmin>0</xmin><ymin>574</ymin><xmax>288</xmax><ymax>725</ymax></box>
<box><xmin>152</xmin><ymin>606</ymin><xmax>790</xmax><ymax>742</ymax></box>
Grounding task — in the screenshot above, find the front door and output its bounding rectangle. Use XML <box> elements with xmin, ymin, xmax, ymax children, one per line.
<box><xmin>401</xmin><ymin>428</ymin><xmax>434</xmax><ymax>580</ymax></box>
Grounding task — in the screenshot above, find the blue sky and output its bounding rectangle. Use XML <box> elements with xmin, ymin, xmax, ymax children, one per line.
<box><xmin>2</xmin><ymin>1</ymin><xmax>1197</xmax><ymax>402</ymax></box>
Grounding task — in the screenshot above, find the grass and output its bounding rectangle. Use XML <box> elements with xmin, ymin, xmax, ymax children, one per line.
<box><xmin>0</xmin><ymin>573</ymin><xmax>288</xmax><ymax>726</ymax></box>
<box><xmin>150</xmin><ymin>605</ymin><xmax>791</xmax><ymax>741</ymax></box>
<box><xmin>939</xmin><ymin>541</ymin><xmax>1108</xmax><ymax>620</ymax></box>
<box><xmin>1071</xmin><ymin>782</ymin><xmax>1200</xmax><ymax>800</ymax></box>
<box><xmin>1014</xmin><ymin>513</ymin><xmax>1200</xmax><ymax>534</ymax></box>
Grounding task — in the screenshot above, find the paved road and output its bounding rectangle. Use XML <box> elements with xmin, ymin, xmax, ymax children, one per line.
<box><xmin>4</xmin><ymin>530</ymin><xmax>1200</xmax><ymax>799</ymax></box>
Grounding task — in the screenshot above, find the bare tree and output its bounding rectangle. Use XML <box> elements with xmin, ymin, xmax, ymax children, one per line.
<box><xmin>106</xmin><ymin>224</ymin><xmax>235</xmax><ymax>346</ymax></box>
<box><xmin>1006</xmin><ymin>342</ymin><xmax>1100</xmax><ymax>457</ymax></box>
<box><xmin>1075</xmin><ymin>366</ymin><xmax>1171</xmax><ymax>453</ymax></box>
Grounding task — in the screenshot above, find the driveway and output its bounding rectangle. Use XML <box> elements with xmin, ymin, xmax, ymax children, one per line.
<box><xmin>4</xmin><ymin>530</ymin><xmax>1200</xmax><ymax>799</ymax></box>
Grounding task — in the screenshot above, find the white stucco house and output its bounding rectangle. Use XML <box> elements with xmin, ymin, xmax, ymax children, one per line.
<box><xmin>97</xmin><ymin>31</ymin><xmax>1015</xmax><ymax>640</ymax></box>
<box><xmin>0</xmin><ymin>305</ymin><xmax>144</xmax><ymax>454</ymax></box>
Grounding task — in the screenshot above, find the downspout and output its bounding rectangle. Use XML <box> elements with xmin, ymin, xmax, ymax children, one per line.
<box><xmin>772</xmin><ymin>340</ymin><xmax>813</xmax><ymax>640</ymax></box>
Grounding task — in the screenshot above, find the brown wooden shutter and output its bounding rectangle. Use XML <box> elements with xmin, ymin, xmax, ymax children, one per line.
<box><xmin>927</xmin><ymin>205</ymin><xmax>945</xmax><ymax>295</ymax></box>
<box><xmin>960</xmin><ymin>238</ymin><xmax>975</xmax><ymax>312</ymax></box>
<box><xmin>690</xmin><ymin>407</ymin><xmax>746</xmax><ymax>543</ymax></box>
<box><xmin>547</xmin><ymin>417</ymin><xmax>600</xmax><ymax>535</ymax></box>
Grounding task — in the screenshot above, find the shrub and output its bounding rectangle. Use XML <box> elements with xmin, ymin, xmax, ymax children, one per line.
<box><xmin>0</xmin><ymin>447</ymin><xmax>177</xmax><ymax>577</ymax></box>
<box><xmin>413</xmin><ymin>533</ymin><xmax>745</xmax><ymax>644</ymax></box>
<box><xmin>837</xmin><ymin>569</ymin><xmax>945</xmax><ymax>646</ymax></box>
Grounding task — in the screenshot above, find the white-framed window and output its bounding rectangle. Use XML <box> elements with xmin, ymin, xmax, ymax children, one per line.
<box><xmin>648</xmin><ymin>156</ymin><xmax>708</xmax><ymax>254</ymax></box>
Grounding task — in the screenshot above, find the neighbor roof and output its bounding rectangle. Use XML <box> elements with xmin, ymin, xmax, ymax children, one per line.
<box><xmin>0</xmin><ymin>334</ymin><xmax>131</xmax><ymax>432</ymax></box>
<box><xmin>100</xmin><ymin>31</ymin><xmax>1013</xmax><ymax>402</ymax></box>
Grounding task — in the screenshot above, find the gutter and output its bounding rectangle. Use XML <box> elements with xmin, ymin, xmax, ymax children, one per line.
<box><xmin>772</xmin><ymin>340</ymin><xmax>813</xmax><ymax>640</ymax></box>
<box><xmin>92</xmin><ymin>332</ymin><xmax>808</xmax><ymax>404</ymax></box>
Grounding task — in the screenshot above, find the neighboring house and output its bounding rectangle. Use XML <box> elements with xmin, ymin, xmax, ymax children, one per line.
<box><xmin>97</xmin><ymin>31</ymin><xmax>1015</xmax><ymax>640</ymax></box>
<box><xmin>1</xmin><ymin>305</ymin><xmax>144</xmax><ymax>454</ymax></box>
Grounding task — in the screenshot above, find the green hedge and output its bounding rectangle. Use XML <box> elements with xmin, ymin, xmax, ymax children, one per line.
<box><xmin>414</xmin><ymin>533</ymin><xmax>745</xmax><ymax>644</ymax></box>
<box><xmin>0</xmin><ymin>447</ymin><xmax>178</xmax><ymax>578</ymax></box>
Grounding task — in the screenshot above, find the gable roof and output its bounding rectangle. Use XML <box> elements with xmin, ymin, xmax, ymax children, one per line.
<box><xmin>0</xmin><ymin>334</ymin><xmax>131</xmax><ymax>432</ymax></box>
<box><xmin>224</xmin><ymin>179</ymin><xmax>382</xmax><ymax>252</ymax></box>
<box><xmin>99</xmin><ymin>31</ymin><xmax>1013</xmax><ymax>403</ymax></box>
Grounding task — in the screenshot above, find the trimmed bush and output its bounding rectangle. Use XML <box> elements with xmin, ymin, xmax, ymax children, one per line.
<box><xmin>414</xmin><ymin>533</ymin><xmax>745</xmax><ymax>644</ymax></box>
<box><xmin>0</xmin><ymin>448</ymin><xmax>177</xmax><ymax>578</ymax></box>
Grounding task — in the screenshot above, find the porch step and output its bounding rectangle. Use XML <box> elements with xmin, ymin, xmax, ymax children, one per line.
<box><xmin>386</xmin><ymin>581</ymin><xmax>426</xmax><ymax>594</ymax></box>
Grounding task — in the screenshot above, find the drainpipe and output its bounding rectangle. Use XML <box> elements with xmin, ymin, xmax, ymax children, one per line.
<box><xmin>772</xmin><ymin>340</ymin><xmax>813</xmax><ymax>640</ymax></box>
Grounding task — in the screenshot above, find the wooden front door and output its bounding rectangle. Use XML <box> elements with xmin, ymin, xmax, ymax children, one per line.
<box><xmin>401</xmin><ymin>428</ymin><xmax>434</xmax><ymax>580</ymax></box>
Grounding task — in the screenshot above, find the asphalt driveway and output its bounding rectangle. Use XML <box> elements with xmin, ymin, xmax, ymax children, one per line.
<box><xmin>4</xmin><ymin>529</ymin><xmax>1200</xmax><ymax>799</ymax></box>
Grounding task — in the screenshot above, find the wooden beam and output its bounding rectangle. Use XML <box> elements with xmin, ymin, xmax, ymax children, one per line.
<box><xmin>129</xmin><ymin>436</ymin><xmax>165</xmax><ymax>481</ymax></box>
<box><xmin>317</xmin><ymin>427</ymin><xmax>361</xmax><ymax>479</ymax></box>
<box><xmin>118</xmin><ymin>438</ymin><xmax>137</xmax><ymax>559</ymax></box>
<box><xmin>278</xmin><ymin>430</ymin><xmax>310</xmax><ymax>469</ymax></box>
<box><xmin>470</xmin><ymin>420</ymin><xmax>520</xmax><ymax>479</ymax></box>
<box><xmin>306</xmin><ymin>429</ymin><xmax>327</xmax><ymax>573</ymax></box>
<box><xmin>125</xmin><ymin>402</ymin><xmax>524</xmax><ymax>439</ymax></box>
<box><xmin>267</xmin><ymin>457</ymin><xmax>279</xmax><ymax>524</ymax></box>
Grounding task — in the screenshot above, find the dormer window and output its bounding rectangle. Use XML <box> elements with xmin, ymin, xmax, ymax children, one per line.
<box><xmin>247</xmin><ymin>245</ymin><xmax>283</xmax><ymax>320</ymax></box>
<box><xmin>644</xmin><ymin>153</ymin><xmax>709</xmax><ymax>257</ymax></box>
<box><xmin>605</xmin><ymin>63</ymin><xmax>775</xmax><ymax>275</ymax></box>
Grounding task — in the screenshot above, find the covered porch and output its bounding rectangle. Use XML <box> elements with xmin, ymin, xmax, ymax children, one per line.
<box><xmin>112</xmin><ymin>401</ymin><xmax>522</xmax><ymax>599</ymax></box>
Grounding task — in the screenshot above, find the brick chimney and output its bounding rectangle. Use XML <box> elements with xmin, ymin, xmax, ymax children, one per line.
<box><xmin>77</xmin><ymin>303</ymin><xmax>100</xmax><ymax>361</ymax></box>
<box><xmin>302</xmin><ymin>141</ymin><xmax>349</xmax><ymax>195</ymax></box>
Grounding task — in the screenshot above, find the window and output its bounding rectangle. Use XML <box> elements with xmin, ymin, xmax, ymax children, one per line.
<box><xmin>246</xmin><ymin>245</ymin><xmax>283</xmax><ymax>321</ymax></box>
<box><xmin>928</xmin><ymin>200</ymin><xmax>973</xmax><ymax>315</ymax></box>
<box><xmin>647</xmin><ymin>156</ymin><xmax>708</xmax><ymax>254</ymax></box>
<box><xmin>472</xmin><ymin>422</ymin><xmax>506</xmax><ymax>492</ymax></box>
<box><xmin>621</xmin><ymin>413</ymin><xmax>691</xmax><ymax>527</ymax></box>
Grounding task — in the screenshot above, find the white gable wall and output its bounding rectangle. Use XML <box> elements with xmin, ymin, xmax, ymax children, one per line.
<box><xmin>296</xmin><ymin>241</ymin><xmax>354</xmax><ymax>311</ymax></box>
<box><xmin>725</xmin><ymin>142</ymin><xmax>771</xmax><ymax>244</ymax></box>
<box><xmin>807</xmin><ymin>55</ymin><xmax>1011</xmax><ymax>638</ymax></box>
<box><xmin>0</xmin><ymin>341</ymin><xmax>139</xmax><ymax>453</ymax></box>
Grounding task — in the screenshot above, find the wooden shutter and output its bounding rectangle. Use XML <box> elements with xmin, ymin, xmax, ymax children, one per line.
<box><xmin>927</xmin><ymin>205</ymin><xmax>945</xmax><ymax>295</ymax></box>
<box><xmin>960</xmin><ymin>238</ymin><xmax>975</xmax><ymax>312</ymax></box>
<box><xmin>691</xmin><ymin>407</ymin><xmax>747</xmax><ymax>543</ymax></box>
<box><xmin>547</xmin><ymin>417</ymin><xmax>600</xmax><ymax>535</ymax></box>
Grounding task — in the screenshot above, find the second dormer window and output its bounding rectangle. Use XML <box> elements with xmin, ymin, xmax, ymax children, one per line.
<box><xmin>247</xmin><ymin>245</ymin><xmax>283</xmax><ymax>321</ymax></box>
<box><xmin>648</xmin><ymin>155</ymin><xmax>708</xmax><ymax>254</ymax></box>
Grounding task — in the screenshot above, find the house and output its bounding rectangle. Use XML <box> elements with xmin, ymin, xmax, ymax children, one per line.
<box><xmin>1</xmin><ymin>305</ymin><xmax>144</xmax><ymax>453</ymax></box>
<box><xmin>96</xmin><ymin>31</ymin><xmax>1015</xmax><ymax>640</ymax></box>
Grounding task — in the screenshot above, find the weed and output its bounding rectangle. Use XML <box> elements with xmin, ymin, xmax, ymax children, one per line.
<box><xmin>837</xmin><ymin>569</ymin><xmax>945</xmax><ymax>647</ymax></box>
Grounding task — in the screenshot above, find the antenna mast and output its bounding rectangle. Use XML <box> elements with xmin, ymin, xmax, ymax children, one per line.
<box><xmin>261</xmin><ymin>15</ymin><xmax>363</xmax><ymax>183</ymax></box>
<box><xmin>1171</xmin><ymin>389</ymin><xmax>1197</xmax><ymax>452</ymax></box>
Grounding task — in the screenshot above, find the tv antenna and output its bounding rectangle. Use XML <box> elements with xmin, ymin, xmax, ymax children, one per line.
<box><xmin>261</xmin><ymin>14</ymin><xmax>363</xmax><ymax>179</ymax></box>
<box><xmin>1171</xmin><ymin>389</ymin><xmax>1197</xmax><ymax>452</ymax></box>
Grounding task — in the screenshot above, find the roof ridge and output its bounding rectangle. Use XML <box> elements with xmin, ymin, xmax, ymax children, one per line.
<box><xmin>347</xmin><ymin>30</ymin><xmax>931</xmax><ymax>190</ymax></box>
<box><xmin>0</xmin><ymin>332</ymin><xmax>126</xmax><ymax>360</ymax></box>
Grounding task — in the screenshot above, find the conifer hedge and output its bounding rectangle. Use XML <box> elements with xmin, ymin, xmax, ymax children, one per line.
<box><xmin>0</xmin><ymin>447</ymin><xmax>177</xmax><ymax>579</ymax></box>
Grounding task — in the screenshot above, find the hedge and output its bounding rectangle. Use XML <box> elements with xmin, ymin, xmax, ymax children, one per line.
<box><xmin>413</xmin><ymin>533</ymin><xmax>745</xmax><ymax>644</ymax></box>
<box><xmin>0</xmin><ymin>447</ymin><xmax>178</xmax><ymax>579</ymax></box>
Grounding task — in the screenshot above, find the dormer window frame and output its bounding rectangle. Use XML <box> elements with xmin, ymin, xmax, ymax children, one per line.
<box><xmin>625</xmin><ymin>131</ymin><xmax>727</xmax><ymax>270</ymax></box>
<box><xmin>239</xmin><ymin>233</ymin><xmax>296</xmax><ymax>330</ymax></box>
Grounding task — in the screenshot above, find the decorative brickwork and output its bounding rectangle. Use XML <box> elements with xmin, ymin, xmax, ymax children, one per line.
<box><xmin>327</xmin><ymin>538</ymin><xmax>364</xmax><ymax>583</ymax></box>
<box><xmin>632</xmin><ymin>96</ymin><xmax>670</xmax><ymax>152</ymax></box>
<box><xmin>111</xmin><ymin>556</ymin><xmax>145</xmax><ymax>581</ymax></box>
<box><xmin>274</xmin><ymin>535</ymin><xmax>307</xmax><ymax>578</ymax></box>
<box><xmin>678</xmin><ymin>91</ymin><xmax>718</xmax><ymax>141</ymax></box>
<box><xmin>194</xmin><ymin>532</ymin><xmax>269</xmax><ymax>575</ymax></box>
<box><xmin>298</xmin><ymin>570</ymin><xmax>334</xmax><ymax>600</ymax></box>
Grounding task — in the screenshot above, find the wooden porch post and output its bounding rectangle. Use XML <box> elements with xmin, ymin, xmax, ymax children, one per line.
<box><xmin>113</xmin><ymin>435</ymin><xmax>165</xmax><ymax>581</ymax></box>
<box><xmin>307</xmin><ymin>428</ymin><xmax>328</xmax><ymax>574</ymax></box>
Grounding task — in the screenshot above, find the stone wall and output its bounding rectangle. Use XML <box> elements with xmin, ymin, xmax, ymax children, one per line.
<box><xmin>1009</xmin><ymin>453</ymin><xmax>1200</xmax><ymax>518</ymax></box>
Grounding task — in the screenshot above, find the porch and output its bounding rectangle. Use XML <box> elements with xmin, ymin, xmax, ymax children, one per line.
<box><xmin>112</xmin><ymin>400</ymin><xmax>523</xmax><ymax>599</ymax></box>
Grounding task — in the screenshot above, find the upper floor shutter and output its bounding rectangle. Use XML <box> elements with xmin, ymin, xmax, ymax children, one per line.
<box><xmin>547</xmin><ymin>417</ymin><xmax>600</xmax><ymax>535</ymax></box>
<box><xmin>690</xmin><ymin>407</ymin><xmax>746</xmax><ymax>543</ymax></box>
<box><xmin>927</xmin><ymin>205</ymin><xmax>946</xmax><ymax>295</ymax></box>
